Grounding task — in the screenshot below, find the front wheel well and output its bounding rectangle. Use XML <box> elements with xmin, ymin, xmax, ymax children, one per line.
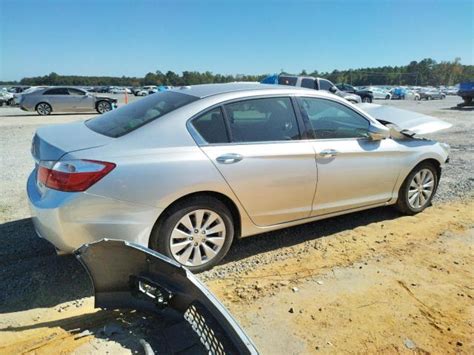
<box><xmin>149</xmin><ymin>191</ymin><xmax>242</xmax><ymax>248</ymax></box>
<box><xmin>417</xmin><ymin>158</ymin><xmax>441</xmax><ymax>178</ymax></box>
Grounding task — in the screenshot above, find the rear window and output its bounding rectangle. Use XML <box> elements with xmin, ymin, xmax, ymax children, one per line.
<box><xmin>86</xmin><ymin>91</ymin><xmax>198</xmax><ymax>137</ymax></box>
<box><xmin>278</xmin><ymin>76</ymin><xmax>297</xmax><ymax>86</ymax></box>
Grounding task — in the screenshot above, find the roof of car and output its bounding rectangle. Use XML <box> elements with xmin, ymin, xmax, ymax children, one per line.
<box><xmin>169</xmin><ymin>83</ymin><xmax>314</xmax><ymax>98</ymax></box>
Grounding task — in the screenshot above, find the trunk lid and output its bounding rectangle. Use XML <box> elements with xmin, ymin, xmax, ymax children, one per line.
<box><xmin>359</xmin><ymin>103</ymin><xmax>452</xmax><ymax>134</ymax></box>
<box><xmin>32</xmin><ymin>121</ymin><xmax>113</xmax><ymax>161</ymax></box>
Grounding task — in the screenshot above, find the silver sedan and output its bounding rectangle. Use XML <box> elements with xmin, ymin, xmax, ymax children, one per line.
<box><xmin>19</xmin><ymin>87</ymin><xmax>117</xmax><ymax>115</ymax></box>
<box><xmin>27</xmin><ymin>83</ymin><xmax>450</xmax><ymax>272</ymax></box>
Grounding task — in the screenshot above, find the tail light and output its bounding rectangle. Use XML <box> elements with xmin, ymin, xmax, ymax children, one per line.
<box><xmin>38</xmin><ymin>160</ymin><xmax>115</xmax><ymax>192</ymax></box>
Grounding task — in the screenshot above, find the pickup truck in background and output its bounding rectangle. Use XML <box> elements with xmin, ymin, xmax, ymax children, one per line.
<box><xmin>458</xmin><ymin>82</ymin><xmax>474</xmax><ymax>106</ymax></box>
<box><xmin>261</xmin><ymin>74</ymin><xmax>362</xmax><ymax>104</ymax></box>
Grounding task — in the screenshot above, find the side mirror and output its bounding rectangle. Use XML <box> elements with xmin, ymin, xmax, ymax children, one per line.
<box><xmin>368</xmin><ymin>124</ymin><xmax>390</xmax><ymax>140</ymax></box>
<box><xmin>329</xmin><ymin>86</ymin><xmax>337</xmax><ymax>93</ymax></box>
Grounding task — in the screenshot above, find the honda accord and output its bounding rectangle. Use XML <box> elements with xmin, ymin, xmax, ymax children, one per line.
<box><xmin>27</xmin><ymin>83</ymin><xmax>450</xmax><ymax>271</ymax></box>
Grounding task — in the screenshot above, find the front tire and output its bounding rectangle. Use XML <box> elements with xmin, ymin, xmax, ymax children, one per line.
<box><xmin>362</xmin><ymin>96</ymin><xmax>372</xmax><ymax>103</ymax></box>
<box><xmin>96</xmin><ymin>100</ymin><xmax>112</xmax><ymax>114</ymax></box>
<box><xmin>395</xmin><ymin>162</ymin><xmax>438</xmax><ymax>215</ymax></box>
<box><xmin>150</xmin><ymin>196</ymin><xmax>234</xmax><ymax>272</ymax></box>
<box><xmin>36</xmin><ymin>102</ymin><xmax>52</xmax><ymax>116</ymax></box>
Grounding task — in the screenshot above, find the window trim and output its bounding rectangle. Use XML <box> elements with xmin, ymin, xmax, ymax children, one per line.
<box><xmin>294</xmin><ymin>96</ymin><xmax>373</xmax><ymax>141</ymax></box>
<box><xmin>186</xmin><ymin>94</ymin><xmax>306</xmax><ymax>146</ymax></box>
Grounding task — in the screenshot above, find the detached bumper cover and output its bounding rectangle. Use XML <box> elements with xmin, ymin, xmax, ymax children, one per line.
<box><xmin>75</xmin><ymin>239</ymin><xmax>258</xmax><ymax>355</ymax></box>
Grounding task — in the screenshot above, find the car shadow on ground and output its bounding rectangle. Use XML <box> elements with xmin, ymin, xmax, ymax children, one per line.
<box><xmin>0</xmin><ymin>218</ymin><xmax>92</xmax><ymax>314</ymax></box>
<box><xmin>221</xmin><ymin>206</ymin><xmax>401</xmax><ymax>265</ymax></box>
<box><xmin>443</xmin><ymin>105</ymin><xmax>474</xmax><ymax>112</ymax></box>
<box><xmin>0</xmin><ymin>206</ymin><xmax>401</xmax><ymax>314</ymax></box>
<box><xmin>1</xmin><ymin>308</ymin><xmax>203</xmax><ymax>354</ymax></box>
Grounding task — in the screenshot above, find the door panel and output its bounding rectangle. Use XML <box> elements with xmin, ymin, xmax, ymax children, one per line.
<box><xmin>310</xmin><ymin>138</ymin><xmax>402</xmax><ymax>215</ymax></box>
<box><xmin>201</xmin><ymin>142</ymin><xmax>317</xmax><ymax>226</ymax></box>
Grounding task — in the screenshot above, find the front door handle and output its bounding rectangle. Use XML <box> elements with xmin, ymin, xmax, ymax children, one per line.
<box><xmin>216</xmin><ymin>153</ymin><xmax>243</xmax><ymax>164</ymax></box>
<box><xmin>318</xmin><ymin>149</ymin><xmax>338</xmax><ymax>158</ymax></box>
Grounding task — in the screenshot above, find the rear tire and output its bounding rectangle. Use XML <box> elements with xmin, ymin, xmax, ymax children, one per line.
<box><xmin>96</xmin><ymin>100</ymin><xmax>112</xmax><ymax>114</ymax></box>
<box><xmin>362</xmin><ymin>96</ymin><xmax>372</xmax><ymax>103</ymax></box>
<box><xmin>395</xmin><ymin>162</ymin><xmax>438</xmax><ymax>215</ymax></box>
<box><xmin>385</xmin><ymin>95</ymin><xmax>390</xmax><ymax>100</ymax></box>
<box><xmin>150</xmin><ymin>196</ymin><xmax>234</xmax><ymax>272</ymax></box>
<box><xmin>36</xmin><ymin>102</ymin><xmax>52</xmax><ymax>116</ymax></box>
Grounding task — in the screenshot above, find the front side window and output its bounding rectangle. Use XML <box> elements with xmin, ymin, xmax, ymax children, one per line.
<box><xmin>301</xmin><ymin>78</ymin><xmax>315</xmax><ymax>89</ymax></box>
<box><xmin>44</xmin><ymin>88</ymin><xmax>69</xmax><ymax>95</ymax></box>
<box><xmin>191</xmin><ymin>107</ymin><xmax>229</xmax><ymax>144</ymax></box>
<box><xmin>86</xmin><ymin>91</ymin><xmax>198</xmax><ymax>137</ymax></box>
<box><xmin>224</xmin><ymin>97</ymin><xmax>300</xmax><ymax>143</ymax></box>
<box><xmin>297</xmin><ymin>97</ymin><xmax>370</xmax><ymax>139</ymax></box>
<box><xmin>318</xmin><ymin>79</ymin><xmax>334</xmax><ymax>91</ymax></box>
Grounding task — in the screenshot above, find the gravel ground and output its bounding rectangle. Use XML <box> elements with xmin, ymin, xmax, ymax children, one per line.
<box><xmin>0</xmin><ymin>94</ymin><xmax>472</xmax><ymax>353</ymax></box>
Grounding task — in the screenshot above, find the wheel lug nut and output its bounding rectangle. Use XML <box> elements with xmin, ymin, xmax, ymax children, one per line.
<box><xmin>194</xmin><ymin>242</ymin><xmax>198</xmax><ymax>246</ymax></box>
<box><xmin>189</xmin><ymin>237</ymin><xmax>193</xmax><ymax>241</ymax></box>
<box><xmin>202</xmin><ymin>230</ymin><xmax>206</xmax><ymax>234</ymax></box>
<box><xmin>194</xmin><ymin>229</ymin><xmax>198</xmax><ymax>233</ymax></box>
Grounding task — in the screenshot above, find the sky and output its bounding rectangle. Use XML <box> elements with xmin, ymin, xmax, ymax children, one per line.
<box><xmin>0</xmin><ymin>0</ymin><xmax>473</xmax><ymax>81</ymax></box>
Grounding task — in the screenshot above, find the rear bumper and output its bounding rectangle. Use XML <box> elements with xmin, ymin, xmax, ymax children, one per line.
<box><xmin>27</xmin><ymin>170</ymin><xmax>162</xmax><ymax>253</ymax></box>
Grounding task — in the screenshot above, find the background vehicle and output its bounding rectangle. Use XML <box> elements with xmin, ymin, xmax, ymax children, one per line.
<box><xmin>419</xmin><ymin>88</ymin><xmax>446</xmax><ymax>100</ymax></box>
<box><xmin>20</xmin><ymin>87</ymin><xmax>117</xmax><ymax>115</ymax></box>
<box><xmin>457</xmin><ymin>82</ymin><xmax>474</xmax><ymax>105</ymax></box>
<box><xmin>390</xmin><ymin>87</ymin><xmax>407</xmax><ymax>100</ymax></box>
<box><xmin>336</xmin><ymin>83</ymin><xmax>373</xmax><ymax>103</ymax></box>
<box><xmin>263</xmin><ymin>74</ymin><xmax>361</xmax><ymax>103</ymax></box>
<box><xmin>364</xmin><ymin>86</ymin><xmax>392</xmax><ymax>100</ymax></box>
<box><xmin>0</xmin><ymin>89</ymin><xmax>15</xmax><ymax>105</ymax></box>
<box><xmin>27</xmin><ymin>84</ymin><xmax>450</xmax><ymax>272</ymax></box>
<box><xmin>109</xmin><ymin>87</ymin><xmax>131</xmax><ymax>94</ymax></box>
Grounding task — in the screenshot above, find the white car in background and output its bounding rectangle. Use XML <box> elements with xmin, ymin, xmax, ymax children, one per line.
<box><xmin>365</xmin><ymin>87</ymin><xmax>392</xmax><ymax>100</ymax></box>
<box><xmin>110</xmin><ymin>87</ymin><xmax>132</xmax><ymax>94</ymax></box>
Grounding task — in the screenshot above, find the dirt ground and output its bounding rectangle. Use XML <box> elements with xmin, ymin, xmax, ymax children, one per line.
<box><xmin>0</xmin><ymin>95</ymin><xmax>473</xmax><ymax>354</ymax></box>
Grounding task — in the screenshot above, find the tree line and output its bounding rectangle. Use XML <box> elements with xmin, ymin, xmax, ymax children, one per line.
<box><xmin>2</xmin><ymin>58</ymin><xmax>472</xmax><ymax>87</ymax></box>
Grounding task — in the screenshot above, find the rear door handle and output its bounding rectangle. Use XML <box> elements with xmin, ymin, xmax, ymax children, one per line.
<box><xmin>318</xmin><ymin>149</ymin><xmax>338</xmax><ymax>158</ymax></box>
<box><xmin>216</xmin><ymin>153</ymin><xmax>243</xmax><ymax>164</ymax></box>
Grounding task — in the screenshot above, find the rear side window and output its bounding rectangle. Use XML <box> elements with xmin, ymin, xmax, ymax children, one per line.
<box><xmin>44</xmin><ymin>88</ymin><xmax>69</xmax><ymax>95</ymax></box>
<box><xmin>86</xmin><ymin>91</ymin><xmax>198</xmax><ymax>137</ymax></box>
<box><xmin>278</xmin><ymin>76</ymin><xmax>297</xmax><ymax>86</ymax></box>
<box><xmin>224</xmin><ymin>97</ymin><xmax>300</xmax><ymax>143</ymax></box>
<box><xmin>191</xmin><ymin>107</ymin><xmax>229</xmax><ymax>144</ymax></box>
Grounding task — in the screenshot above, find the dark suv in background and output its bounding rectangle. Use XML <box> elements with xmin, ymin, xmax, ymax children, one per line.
<box><xmin>336</xmin><ymin>83</ymin><xmax>373</xmax><ymax>103</ymax></box>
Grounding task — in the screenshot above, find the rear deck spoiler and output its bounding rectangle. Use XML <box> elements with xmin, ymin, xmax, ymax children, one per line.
<box><xmin>75</xmin><ymin>239</ymin><xmax>258</xmax><ymax>355</ymax></box>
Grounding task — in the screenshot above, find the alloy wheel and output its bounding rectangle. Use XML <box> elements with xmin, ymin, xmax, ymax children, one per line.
<box><xmin>37</xmin><ymin>103</ymin><xmax>51</xmax><ymax>115</ymax></box>
<box><xmin>169</xmin><ymin>209</ymin><xmax>226</xmax><ymax>267</ymax></box>
<box><xmin>97</xmin><ymin>101</ymin><xmax>111</xmax><ymax>113</ymax></box>
<box><xmin>407</xmin><ymin>169</ymin><xmax>435</xmax><ymax>209</ymax></box>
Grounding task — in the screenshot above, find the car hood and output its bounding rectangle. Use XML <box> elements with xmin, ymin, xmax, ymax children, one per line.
<box><xmin>359</xmin><ymin>103</ymin><xmax>452</xmax><ymax>134</ymax></box>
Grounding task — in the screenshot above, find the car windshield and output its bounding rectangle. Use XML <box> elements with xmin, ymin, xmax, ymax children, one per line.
<box><xmin>86</xmin><ymin>91</ymin><xmax>198</xmax><ymax>137</ymax></box>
